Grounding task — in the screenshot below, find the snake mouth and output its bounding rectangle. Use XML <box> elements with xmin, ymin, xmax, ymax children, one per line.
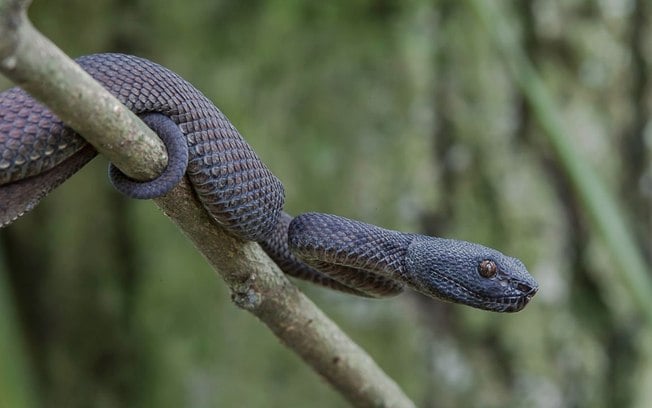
<box><xmin>433</xmin><ymin>271</ymin><xmax>538</xmax><ymax>312</ymax></box>
<box><xmin>414</xmin><ymin>271</ymin><xmax>538</xmax><ymax>313</ymax></box>
<box><xmin>493</xmin><ymin>279</ymin><xmax>538</xmax><ymax>312</ymax></box>
<box><xmin>495</xmin><ymin>287</ymin><xmax>537</xmax><ymax>312</ymax></box>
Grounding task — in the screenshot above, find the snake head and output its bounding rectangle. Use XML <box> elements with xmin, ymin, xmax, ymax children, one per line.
<box><xmin>404</xmin><ymin>237</ymin><xmax>538</xmax><ymax>312</ymax></box>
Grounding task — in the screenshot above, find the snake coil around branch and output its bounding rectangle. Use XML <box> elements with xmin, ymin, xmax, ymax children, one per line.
<box><xmin>0</xmin><ymin>53</ymin><xmax>537</xmax><ymax>312</ymax></box>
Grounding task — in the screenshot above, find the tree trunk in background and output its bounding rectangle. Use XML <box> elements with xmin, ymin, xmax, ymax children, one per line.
<box><xmin>417</xmin><ymin>1</ymin><xmax>651</xmax><ymax>406</ymax></box>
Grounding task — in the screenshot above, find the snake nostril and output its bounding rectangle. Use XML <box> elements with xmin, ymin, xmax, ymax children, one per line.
<box><xmin>516</xmin><ymin>283</ymin><xmax>534</xmax><ymax>294</ymax></box>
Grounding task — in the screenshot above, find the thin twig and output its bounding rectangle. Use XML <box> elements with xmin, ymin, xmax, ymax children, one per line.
<box><xmin>0</xmin><ymin>1</ymin><xmax>415</xmax><ymax>406</ymax></box>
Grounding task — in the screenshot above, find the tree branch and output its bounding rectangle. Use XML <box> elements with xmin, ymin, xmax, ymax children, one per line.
<box><xmin>0</xmin><ymin>1</ymin><xmax>415</xmax><ymax>407</ymax></box>
<box><xmin>0</xmin><ymin>0</ymin><xmax>166</xmax><ymax>180</ymax></box>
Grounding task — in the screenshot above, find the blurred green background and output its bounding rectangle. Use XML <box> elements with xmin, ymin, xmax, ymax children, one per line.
<box><xmin>1</xmin><ymin>0</ymin><xmax>650</xmax><ymax>407</ymax></box>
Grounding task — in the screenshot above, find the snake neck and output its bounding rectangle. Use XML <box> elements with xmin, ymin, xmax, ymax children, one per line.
<box><xmin>288</xmin><ymin>213</ymin><xmax>413</xmax><ymax>280</ymax></box>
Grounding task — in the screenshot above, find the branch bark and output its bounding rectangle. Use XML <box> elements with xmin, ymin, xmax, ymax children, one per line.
<box><xmin>0</xmin><ymin>1</ymin><xmax>415</xmax><ymax>407</ymax></box>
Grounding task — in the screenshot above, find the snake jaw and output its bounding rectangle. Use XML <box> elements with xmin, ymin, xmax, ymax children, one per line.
<box><xmin>470</xmin><ymin>267</ymin><xmax>538</xmax><ymax>313</ymax></box>
<box><xmin>488</xmin><ymin>284</ymin><xmax>538</xmax><ymax>312</ymax></box>
<box><xmin>487</xmin><ymin>266</ymin><xmax>538</xmax><ymax>312</ymax></box>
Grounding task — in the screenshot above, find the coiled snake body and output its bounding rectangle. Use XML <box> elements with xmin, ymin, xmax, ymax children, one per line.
<box><xmin>0</xmin><ymin>54</ymin><xmax>537</xmax><ymax>312</ymax></box>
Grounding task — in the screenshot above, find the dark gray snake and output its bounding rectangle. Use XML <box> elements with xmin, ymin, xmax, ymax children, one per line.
<box><xmin>0</xmin><ymin>53</ymin><xmax>537</xmax><ymax>312</ymax></box>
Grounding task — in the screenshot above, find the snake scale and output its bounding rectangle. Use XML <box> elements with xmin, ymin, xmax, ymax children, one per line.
<box><xmin>0</xmin><ymin>53</ymin><xmax>537</xmax><ymax>312</ymax></box>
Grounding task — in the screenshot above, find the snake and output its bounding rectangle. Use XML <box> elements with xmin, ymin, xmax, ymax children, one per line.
<box><xmin>0</xmin><ymin>53</ymin><xmax>538</xmax><ymax>312</ymax></box>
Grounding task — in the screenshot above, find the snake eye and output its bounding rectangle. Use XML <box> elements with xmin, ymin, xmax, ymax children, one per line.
<box><xmin>478</xmin><ymin>260</ymin><xmax>497</xmax><ymax>278</ymax></box>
